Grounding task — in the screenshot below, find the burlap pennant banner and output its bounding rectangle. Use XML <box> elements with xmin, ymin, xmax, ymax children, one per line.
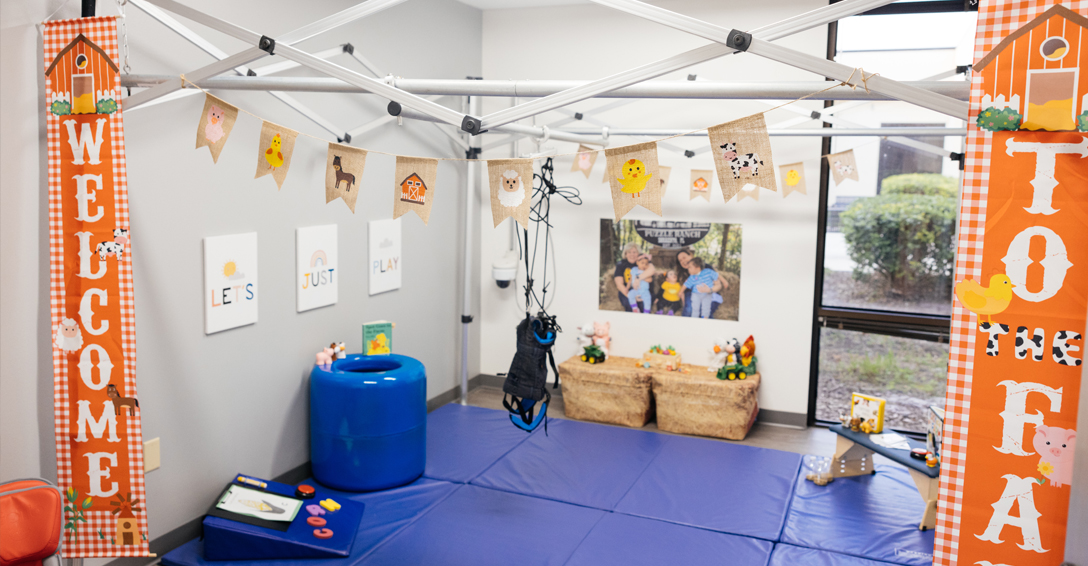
<box><xmin>604</xmin><ymin>142</ymin><xmax>664</xmax><ymax>220</ymax></box>
<box><xmin>779</xmin><ymin>162</ymin><xmax>807</xmax><ymax>197</ymax></box>
<box><xmin>254</xmin><ymin>121</ymin><xmax>299</xmax><ymax>189</ymax></box>
<box><xmin>393</xmin><ymin>156</ymin><xmax>438</xmax><ymax>224</ymax></box>
<box><xmin>690</xmin><ymin>169</ymin><xmax>712</xmax><ymax>201</ymax></box>
<box><xmin>737</xmin><ymin>185</ymin><xmax>761</xmax><ymax>201</ymax></box>
<box><xmin>195</xmin><ymin>94</ymin><xmax>239</xmax><ymax>163</ymax></box>
<box><xmin>826</xmin><ymin>149</ymin><xmax>860</xmax><ymax>186</ymax></box>
<box><xmin>487</xmin><ymin>159</ymin><xmax>534</xmax><ymax>229</ymax></box>
<box><xmin>325</xmin><ymin>143</ymin><xmax>366</xmax><ymax>213</ymax></box>
<box><xmin>708</xmin><ymin>113</ymin><xmax>777</xmax><ymax>202</ymax></box>
<box><xmin>571</xmin><ymin>145</ymin><xmax>598</xmax><ymax>178</ymax></box>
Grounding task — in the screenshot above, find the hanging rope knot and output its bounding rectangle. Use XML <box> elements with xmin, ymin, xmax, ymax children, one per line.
<box><xmin>842</xmin><ymin>67</ymin><xmax>879</xmax><ymax>94</ymax></box>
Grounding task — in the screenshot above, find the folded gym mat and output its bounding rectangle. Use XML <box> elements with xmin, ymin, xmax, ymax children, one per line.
<box><xmin>424</xmin><ymin>404</ymin><xmax>537</xmax><ymax>483</ymax></box>
<box><xmin>780</xmin><ymin>464</ymin><xmax>935</xmax><ymax>566</ymax></box>
<box><xmin>614</xmin><ymin>435</ymin><xmax>802</xmax><ymax>540</ymax></box>
<box><xmin>565</xmin><ymin>512</ymin><xmax>773</xmax><ymax>566</ymax></box>
<box><xmin>471</xmin><ymin>417</ymin><xmax>669</xmax><ymax>510</ymax></box>
<box><xmin>160</xmin><ymin>478</ymin><xmax>458</xmax><ymax>566</ymax></box>
<box><xmin>358</xmin><ymin>484</ymin><xmax>606</xmax><ymax>566</ymax></box>
<box><xmin>769</xmin><ymin>544</ymin><xmax>905</xmax><ymax>566</ymax></box>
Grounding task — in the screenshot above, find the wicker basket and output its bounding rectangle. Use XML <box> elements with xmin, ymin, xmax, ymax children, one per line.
<box><xmin>652</xmin><ymin>369</ymin><xmax>760</xmax><ymax>440</ymax></box>
<box><xmin>558</xmin><ymin>355</ymin><xmax>654</xmax><ymax>428</ymax></box>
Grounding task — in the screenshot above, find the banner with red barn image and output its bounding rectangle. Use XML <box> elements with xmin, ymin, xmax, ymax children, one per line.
<box><xmin>935</xmin><ymin>2</ymin><xmax>1087</xmax><ymax>565</ymax></box>
<box><xmin>44</xmin><ymin>17</ymin><xmax>150</xmax><ymax>557</ymax></box>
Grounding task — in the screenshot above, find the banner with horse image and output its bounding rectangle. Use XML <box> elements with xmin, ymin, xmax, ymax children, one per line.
<box><xmin>44</xmin><ymin>17</ymin><xmax>150</xmax><ymax>557</ymax></box>
<box><xmin>935</xmin><ymin>3</ymin><xmax>1087</xmax><ymax>565</ymax></box>
<box><xmin>598</xmin><ymin>219</ymin><xmax>741</xmax><ymax>320</ymax></box>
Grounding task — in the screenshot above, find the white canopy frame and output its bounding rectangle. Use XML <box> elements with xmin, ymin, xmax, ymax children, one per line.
<box><xmin>115</xmin><ymin>0</ymin><xmax>975</xmax><ymax>408</ymax></box>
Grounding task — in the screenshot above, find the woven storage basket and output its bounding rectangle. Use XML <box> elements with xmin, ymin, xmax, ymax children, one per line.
<box><xmin>558</xmin><ymin>355</ymin><xmax>654</xmax><ymax>428</ymax></box>
<box><xmin>652</xmin><ymin>369</ymin><xmax>760</xmax><ymax>440</ymax></box>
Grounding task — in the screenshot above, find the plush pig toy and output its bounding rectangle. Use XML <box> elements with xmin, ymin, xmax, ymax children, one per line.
<box><xmin>1033</xmin><ymin>424</ymin><xmax>1077</xmax><ymax>488</ymax></box>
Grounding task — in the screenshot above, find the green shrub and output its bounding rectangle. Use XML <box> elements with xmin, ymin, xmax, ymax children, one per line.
<box><xmin>1078</xmin><ymin>110</ymin><xmax>1088</xmax><ymax>132</ymax></box>
<box><xmin>49</xmin><ymin>99</ymin><xmax>71</xmax><ymax>116</ymax></box>
<box><xmin>841</xmin><ymin>194</ymin><xmax>956</xmax><ymax>294</ymax></box>
<box><xmin>96</xmin><ymin>98</ymin><xmax>118</xmax><ymax>114</ymax></box>
<box><xmin>976</xmin><ymin>106</ymin><xmax>1021</xmax><ymax>132</ymax></box>
<box><xmin>881</xmin><ymin>173</ymin><xmax>958</xmax><ymax>198</ymax></box>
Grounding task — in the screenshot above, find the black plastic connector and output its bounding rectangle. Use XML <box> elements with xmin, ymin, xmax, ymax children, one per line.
<box><xmin>338</xmin><ymin>133</ymin><xmax>352</xmax><ymax>144</ymax></box>
<box><xmin>950</xmin><ymin>152</ymin><xmax>965</xmax><ymax>170</ymax></box>
<box><xmin>574</xmin><ymin>112</ymin><xmax>583</xmax><ymax>120</ymax></box>
<box><xmin>461</xmin><ymin>115</ymin><xmax>484</xmax><ymax>135</ymax></box>
<box><xmin>811</xmin><ymin>110</ymin><xmax>822</xmax><ymax>120</ymax></box>
<box><xmin>247</xmin><ymin>69</ymin><xmax>257</xmax><ymax>77</ymax></box>
<box><xmin>725</xmin><ymin>30</ymin><xmax>752</xmax><ymax>52</ymax></box>
<box><xmin>258</xmin><ymin>35</ymin><xmax>276</xmax><ymax>55</ymax></box>
<box><xmin>465</xmin><ymin>147</ymin><xmax>482</xmax><ymax>160</ymax></box>
<box><xmin>956</xmin><ymin>64</ymin><xmax>972</xmax><ymax>74</ymax></box>
<box><xmin>461</xmin><ymin>315</ymin><xmax>474</xmax><ymax>323</ymax></box>
<box><xmin>684</xmin><ymin>150</ymin><xmax>695</xmax><ymax>158</ymax></box>
<box><xmin>342</xmin><ymin>43</ymin><xmax>355</xmax><ymax>55</ymax></box>
<box><xmin>387</xmin><ymin>101</ymin><xmax>402</xmax><ymax>116</ymax></box>
<box><xmin>687</xmin><ymin>74</ymin><xmax>697</xmax><ymax>81</ymax></box>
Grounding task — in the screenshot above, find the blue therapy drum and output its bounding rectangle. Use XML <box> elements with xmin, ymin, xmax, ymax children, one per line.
<box><xmin>310</xmin><ymin>354</ymin><xmax>426</xmax><ymax>491</ymax></box>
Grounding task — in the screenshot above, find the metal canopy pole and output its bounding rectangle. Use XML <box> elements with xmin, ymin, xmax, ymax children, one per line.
<box><xmin>559</xmin><ymin>127</ymin><xmax>967</xmax><ymax>137</ymax></box>
<box><xmin>587</xmin><ymin>0</ymin><xmax>968</xmax><ymax>119</ymax></box>
<box><xmin>477</xmin><ymin>0</ymin><xmax>897</xmax><ymax>130</ymax></box>
<box><xmin>459</xmin><ymin>95</ymin><xmax>480</xmax><ymax>406</ymax></box>
<box><xmin>127</xmin><ymin>0</ymin><xmax>408</xmax><ymax>109</ymax></box>
<box><xmin>390</xmin><ymin>104</ymin><xmax>607</xmax><ymax>145</ymax></box>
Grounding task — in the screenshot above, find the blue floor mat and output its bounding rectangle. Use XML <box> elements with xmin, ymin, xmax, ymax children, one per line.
<box><xmin>614</xmin><ymin>434</ymin><xmax>802</xmax><ymax>540</ymax></box>
<box><xmin>424</xmin><ymin>403</ymin><xmax>537</xmax><ymax>483</ymax></box>
<box><xmin>780</xmin><ymin>464</ymin><xmax>935</xmax><ymax>566</ymax></box>
<box><xmin>770</xmin><ymin>544</ymin><xmax>908</xmax><ymax>566</ymax></box>
<box><xmin>359</xmin><ymin>484</ymin><xmax>605</xmax><ymax>566</ymax></box>
<box><xmin>565</xmin><ymin>512</ymin><xmax>773</xmax><ymax>566</ymax></box>
<box><xmin>471</xmin><ymin>417</ymin><xmax>668</xmax><ymax>510</ymax></box>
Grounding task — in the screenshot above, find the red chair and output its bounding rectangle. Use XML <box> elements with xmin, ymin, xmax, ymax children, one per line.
<box><xmin>0</xmin><ymin>479</ymin><xmax>63</xmax><ymax>566</ymax></box>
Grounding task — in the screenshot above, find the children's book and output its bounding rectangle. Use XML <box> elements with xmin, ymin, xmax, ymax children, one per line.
<box><xmin>363</xmin><ymin>321</ymin><xmax>394</xmax><ymax>355</ymax></box>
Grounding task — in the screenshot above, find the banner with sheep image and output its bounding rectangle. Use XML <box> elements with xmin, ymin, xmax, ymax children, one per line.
<box><xmin>487</xmin><ymin>159</ymin><xmax>534</xmax><ymax>229</ymax></box>
<box><xmin>598</xmin><ymin>219</ymin><xmax>741</xmax><ymax>320</ymax></box>
<box><xmin>44</xmin><ymin>17</ymin><xmax>150</xmax><ymax>557</ymax></box>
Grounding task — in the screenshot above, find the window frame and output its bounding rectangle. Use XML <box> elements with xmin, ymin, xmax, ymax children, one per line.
<box><xmin>806</xmin><ymin>0</ymin><xmax>976</xmax><ymax>429</ymax></box>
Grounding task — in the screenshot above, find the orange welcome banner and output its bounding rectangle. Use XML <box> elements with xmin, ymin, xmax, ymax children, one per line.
<box><xmin>936</xmin><ymin>2</ymin><xmax>1087</xmax><ymax>565</ymax></box>
<box><xmin>44</xmin><ymin>17</ymin><xmax>149</xmax><ymax>557</ymax></box>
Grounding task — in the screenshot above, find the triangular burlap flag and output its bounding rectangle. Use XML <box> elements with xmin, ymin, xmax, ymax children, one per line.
<box><xmin>393</xmin><ymin>156</ymin><xmax>438</xmax><ymax>224</ymax></box>
<box><xmin>826</xmin><ymin>149</ymin><xmax>860</xmax><ymax>186</ymax></box>
<box><xmin>737</xmin><ymin>184</ymin><xmax>760</xmax><ymax>201</ymax></box>
<box><xmin>708</xmin><ymin>113</ymin><xmax>777</xmax><ymax>202</ymax></box>
<box><xmin>487</xmin><ymin>159</ymin><xmax>534</xmax><ymax>229</ymax></box>
<box><xmin>254</xmin><ymin>120</ymin><xmax>299</xmax><ymax>190</ymax></box>
<box><xmin>779</xmin><ymin>162</ymin><xmax>808</xmax><ymax>197</ymax></box>
<box><xmin>325</xmin><ymin>143</ymin><xmax>366</xmax><ymax>213</ymax></box>
<box><xmin>690</xmin><ymin>169</ymin><xmax>712</xmax><ymax>201</ymax></box>
<box><xmin>571</xmin><ymin>145</ymin><xmax>598</xmax><ymax>179</ymax></box>
<box><xmin>195</xmin><ymin>93</ymin><xmax>239</xmax><ymax>163</ymax></box>
<box><xmin>604</xmin><ymin>142</ymin><xmax>664</xmax><ymax>220</ymax></box>
<box><xmin>659</xmin><ymin>166</ymin><xmax>672</xmax><ymax>191</ymax></box>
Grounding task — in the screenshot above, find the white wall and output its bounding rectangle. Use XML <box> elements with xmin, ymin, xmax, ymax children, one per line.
<box><xmin>476</xmin><ymin>0</ymin><xmax>828</xmax><ymax>417</ymax></box>
<box><xmin>0</xmin><ymin>0</ymin><xmax>481</xmax><ymax>549</ymax></box>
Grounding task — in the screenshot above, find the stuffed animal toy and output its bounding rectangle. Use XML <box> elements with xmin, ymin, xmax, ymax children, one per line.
<box><xmin>576</xmin><ymin>322</ymin><xmax>596</xmax><ymax>349</ymax></box>
<box><xmin>591</xmin><ymin>321</ymin><xmax>611</xmax><ymax>359</ymax></box>
<box><xmin>708</xmin><ymin>338</ymin><xmax>730</xmax><ymax>372</ymax></box>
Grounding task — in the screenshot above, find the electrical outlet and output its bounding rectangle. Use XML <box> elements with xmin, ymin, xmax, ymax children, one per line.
<box><xmin>144</xmin><ymin>437</ymin><xmax>161</xmax><ymax>473</ymax></box>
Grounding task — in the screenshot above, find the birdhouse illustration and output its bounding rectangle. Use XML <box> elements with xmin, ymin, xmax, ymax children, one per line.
<box><xmin>974</xmin><ymin>5</ymin><xmax>1088</xmax><ymax>132</ymax></box>
<box><xmin>110</xmin><ymin>493</ymin><xmax>142</xmax><ymax>545</ymax></box>
<box><xmin>400</xmin><ymin>173</ymin><xmax>427</xmax><ymax>205</ymax></box>
<box><xmin>45</xmin><ymin>33</ymin><xmax>119</xmax><ymax>116</ymax></box>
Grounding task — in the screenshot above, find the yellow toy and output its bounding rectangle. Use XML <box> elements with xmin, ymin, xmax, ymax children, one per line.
<box><xmin>954</xmin><ymin>274</ymin><xmax>1014</xmax><ymax>324</ymax></box>
<box><xmin>616</xmin><ymin>159</ymin><xmax>652</xmax><ymax>197</ymax></box>
<box><xmin>319</xmin><ymin>498</ymin><xmax>341</xmax><ymax>512</ymax></box>
<box><xmin>264</xmin><ymin>134</ymin><xmax>284</xmax><ymax>170</ymax></box>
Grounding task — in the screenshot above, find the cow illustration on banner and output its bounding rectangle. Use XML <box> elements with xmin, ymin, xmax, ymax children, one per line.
<box><xmin>936</xmin><ymin>4</ymin><xmax>1087</xmax><ymax>566</ymax></box>
<box><xmin>44</xmin><ymin>17</ymin><xmax>150</xmax><ymax>557</ymax></box>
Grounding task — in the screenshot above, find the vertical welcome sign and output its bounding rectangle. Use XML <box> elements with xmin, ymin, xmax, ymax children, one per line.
<box><xmin>44</xmin><ymin>17</ymin><xmax>149</xmax><ymax>556</ymax></box>
<box><xmin>936</xmin><ymin>2</ymin><xmax>1086</xmax><ymax>565</ymax></box>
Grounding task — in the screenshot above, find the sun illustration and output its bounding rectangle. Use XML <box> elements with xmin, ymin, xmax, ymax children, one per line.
<box><xmin>223</xmin><ymin>261</ymin><xmax>237</xmax><ymax>278</ymax></box>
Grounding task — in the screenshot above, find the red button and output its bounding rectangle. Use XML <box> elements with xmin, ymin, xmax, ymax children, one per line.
<box><xmin>313</xmin><ymin>528</ymin><xmax>334</xmax><ymax>539</ymax></box>
<box><xmin>307</xmin><ymin>516</ymin><xmax>327</xmax><ymax>527</ymax></box>
<box><xmin>296</xmin><ymin>484</ymin><xmax>316</xmax><ymax>499</ymax></box>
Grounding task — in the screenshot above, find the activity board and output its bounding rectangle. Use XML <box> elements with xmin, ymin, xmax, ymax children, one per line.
<box><xmin>202</xmin><ymin>474</ymin><xmax>363</xmax><ymax>560</ymax></box>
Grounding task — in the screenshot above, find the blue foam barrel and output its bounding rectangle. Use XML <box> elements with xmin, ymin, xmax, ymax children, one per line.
<box><xmin>310</xmin><ymin>354</ymin><xmax>426</xmax><ymax>491</ymax></box>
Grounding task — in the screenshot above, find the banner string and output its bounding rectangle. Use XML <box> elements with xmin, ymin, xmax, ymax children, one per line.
<box><xmin>178</xmin><ymin>74</ymin><xmax>876</xmax><ymax>163</ymax></box>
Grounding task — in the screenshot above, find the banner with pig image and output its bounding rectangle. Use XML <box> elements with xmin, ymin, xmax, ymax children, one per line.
<box><xmin>195</xmin><ymin>93</ymin><xmax>239</xmax><ymax>163</ymax></box>
<box><xmin>44</xmin><ymin>17</ymin><xmax>150</xmax><ymax>557</ymax></box>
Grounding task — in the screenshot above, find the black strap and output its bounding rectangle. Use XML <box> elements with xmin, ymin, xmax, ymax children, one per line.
<box><xmin>547</xmin><ymin>349</ymin><xmax>560</xmax><ymax>389</ymax></box>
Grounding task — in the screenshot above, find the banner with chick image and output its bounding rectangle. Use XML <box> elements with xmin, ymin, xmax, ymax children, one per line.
<box><xmin>487</xmin><ymin>159</ymin><xmax>534</xmax><ymax>229</ymax></box>
<box><xmin>254</xmin><ymin>120</ymin><xmax>299</xmax><ymax>189</ymax></box>
<box><xmin>604</xmin><ymin>141</ymin><xmax>664</xmax><ymax>220</ymax></box>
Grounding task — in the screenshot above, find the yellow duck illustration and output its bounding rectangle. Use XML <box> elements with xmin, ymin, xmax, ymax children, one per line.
<box><xmin>955</xmin><ymin>274</ymin><xmax>1015</xmax><ymax>324</ymax></box>
<box><xmin>264</xmin><ymin>134</ymin><xmax>284</xmax><ymax>170</ymax></box>
<box><xmin>785</xmin><ymin>169</ymin><xmax>801</xmax><ymax>186</ymax></box>
<box><xmin>617</xmin><ymin>158</ymin><xmax>652</xmax><ymax>198</ymax></box>
<box><xmin>369</xmin><ymin>333</ymin><xmax>391</xmax><ymax>355</ymax></box>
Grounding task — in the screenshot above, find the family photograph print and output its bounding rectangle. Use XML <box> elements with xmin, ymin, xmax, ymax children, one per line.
<box><xmin>599</xmin><ymin>220</ymin><xmax>741</xmax><ymax>320</ymax></box>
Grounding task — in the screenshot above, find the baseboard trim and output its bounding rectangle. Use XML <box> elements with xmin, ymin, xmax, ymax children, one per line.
<box><xmin>757</xmin><ymin>409</ymin><xmax>808</xmax><ymax>428</ymax></box>
<box><xmin>425</xmin><ymin>374</ymin><xmax>510</xmax><ymax>412</ymax></box>
<box><xmin>102</xmin><ymin>462</ymin><xmax>312</xmax><ymax>566</ymax></box>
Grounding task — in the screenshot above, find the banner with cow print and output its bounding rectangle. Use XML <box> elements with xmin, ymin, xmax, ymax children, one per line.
<box><xmin>825</xmin><ymin>149</ymin><xmax>859</xmax><ymax>186</ymax></box>
<box><xmin>708</xmin><ymin>113</ymin><xmax>777</xmax><ymax>203</ymax></box>
<box><xmin>44</xmin><ymin>17</ymin><xmax>150</xmax><ymax>557</ymax></box>
<box><xmin>487</xmin><ymin>158</ymin><xmax>534</xmax><ymax>229</ymax></box>
<box><xmin>325</xmin><ymin>142</ymin><xmax>366</xmax><ymax>213</ymax></box>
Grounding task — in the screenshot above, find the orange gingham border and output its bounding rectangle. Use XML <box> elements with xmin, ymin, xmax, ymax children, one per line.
<box><xmin>44</xmin><ymin>16</ymin><xmax>149</xmax><ymax>558</ymax></box>
<box><xmin>933</xmin><ymin>2</ymin><xmax>1088</xmax><ymax>564</ymax></box>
